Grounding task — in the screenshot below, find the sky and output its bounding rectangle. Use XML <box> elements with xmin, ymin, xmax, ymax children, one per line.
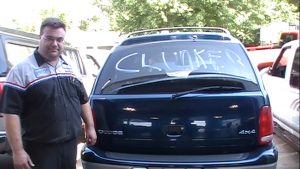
<box><xmin>0</xmin><ymin>0</ymin><xmax>108</xmax><ymax>32</ymax></box>
<box><xmin>0</xmin><ymin>0</ymin><xmax>116</xmax><ymax>48</ymax></box>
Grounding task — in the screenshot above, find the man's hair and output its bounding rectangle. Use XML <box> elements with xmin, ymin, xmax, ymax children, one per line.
<box><xmin>40</xmin><ymin>17</ymin><xmax>66</xmax><ymax>35</ymax></box>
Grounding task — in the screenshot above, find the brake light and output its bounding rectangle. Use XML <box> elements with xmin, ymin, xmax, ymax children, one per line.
<box><xmin>258</xmin><ymin>106</ymin><xmax>273</xmax><ymax>145</ymax></box>
<box><xmin>0</xmin><ymin>82</ymin><xmax>3</xmax><ymax>98</ymax></box>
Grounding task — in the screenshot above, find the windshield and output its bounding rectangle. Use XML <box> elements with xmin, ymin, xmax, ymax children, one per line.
<box><xmin>96</xmin><ymin>40</ymin><xmax>257</xmax><ymax>93</ymax></box>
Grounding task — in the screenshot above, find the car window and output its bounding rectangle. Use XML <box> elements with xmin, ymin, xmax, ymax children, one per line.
<box><xmin>280</xmin><ymin>33</ymin><xmax>298</xmax><ymax>45</ymax></box>
<box><xmin>62</xmin><ymin>49</ymin><xmax>87</xmax><ymax>75</ymax></box>
<box><xmin>290</xmin><ymin>48</ymin><xmax>299</xmax><ymax>89</ymax></box>
<box><xmin>73</xmin><ymin>50</ymin><xmax>87</xmax><ymax>75</ymax></box>
<box><xmin>98</xmin><ymin>41</ymin><xmax>257</xmax><ymax>90</ymax></box>
<box><xmin>272</xmin><ymin>47</ymin><xmax>291</xmax><ymax>78</ymax></box>
<box><xmin>5</xmin><ymin>42</ymin><xmax>36</xmax><ymax>69</ymax></box>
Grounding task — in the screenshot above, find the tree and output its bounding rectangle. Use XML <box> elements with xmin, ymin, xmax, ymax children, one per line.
<box><xmin>94</xmin><ymin>0</ymin><xmax>299</xmax><ymax>44</ymax></box>
<box><xmin>284</xmin><ymin>0</ymin><xmax>299</xmax><ymax>11</ymax></box>
<box><xmin>40</xmin><ymin>8</ymin><xmax>71</xmax><ymax>30</ymax></box>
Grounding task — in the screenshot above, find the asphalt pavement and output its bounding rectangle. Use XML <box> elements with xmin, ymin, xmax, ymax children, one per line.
<box><xmin>0</xmin><ymin>135</ymin><xmax>299</xmax><ymax>169</ymax></box>
<box><xmin>273</xmin><ymin>134</ymin><xmax>299</xmax><ymax>169</ymax></box>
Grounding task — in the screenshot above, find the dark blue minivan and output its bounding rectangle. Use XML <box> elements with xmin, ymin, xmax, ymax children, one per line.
<box><xmin>81</xmin><ymin>27</ymin><xmax>278</xmax><ymax>169</ymax></box>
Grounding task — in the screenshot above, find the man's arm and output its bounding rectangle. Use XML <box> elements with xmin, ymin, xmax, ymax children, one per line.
<box><xmin>4</xmin><ymin>114</ymin><xmax>34</xmax><ymax>169</ymax></box>
<box><xmin>81</xmin><ymin>102</ymin><xmax>97</xmax><ymax>145</ymax></box>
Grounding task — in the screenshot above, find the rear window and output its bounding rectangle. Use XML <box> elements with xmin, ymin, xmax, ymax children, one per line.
<box><xmin>97</xmin><ymin>41</ymin><xmax>257</xmax><ymax>92</ymax></box>
<box><xmin>280</xmin><ymin>33</ymin><xmax>298</xmax><ymax>45</ymax></box>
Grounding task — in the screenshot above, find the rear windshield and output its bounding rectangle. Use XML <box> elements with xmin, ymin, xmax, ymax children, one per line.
<box><xmin>96</xmin><ymin>41</ymin><xmax>257</xmax><ymax>92</ymax></box>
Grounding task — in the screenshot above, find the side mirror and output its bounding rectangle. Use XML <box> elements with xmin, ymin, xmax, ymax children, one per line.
<box><xmin>257</xmin><ymin>61</ymin><xmax>273</xmax><ymax>71</ymax></box>
<box><xmin>92</xmin><ymin>73</ymin><xmax>97</xmax><ymax>78</ymax></box>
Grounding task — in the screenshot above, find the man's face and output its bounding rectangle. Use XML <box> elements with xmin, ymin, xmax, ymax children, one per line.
<box><xmin>39</xmin><ymin>26</ymin><xmax>66</xmax><ymax>61</ymax></box>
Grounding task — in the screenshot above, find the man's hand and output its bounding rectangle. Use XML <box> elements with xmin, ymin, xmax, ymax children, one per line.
<box><xmin>13</xmin><ymin>149</ymin><xmax>35</xmax><ymax>169</ymax></box>
<box><xmin>85</xmin><ymin>126</ymin><xmax>97</xmax><ymax>146</ymax></box>
<box><xmin>81</xmin><ymin>102</ymin><xmax>97</xmax><ymax>146</ymax></box>
<box><xmin>4</xmin><ymin>114</ymin><xmax>34</xmax><ymax>169</ymax></box>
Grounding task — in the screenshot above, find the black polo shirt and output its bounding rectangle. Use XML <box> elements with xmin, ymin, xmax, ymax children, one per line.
<box><xmin>0</xmin><ymin>50</ymin><xmax>89</xmax><ymax>143</ymax></box>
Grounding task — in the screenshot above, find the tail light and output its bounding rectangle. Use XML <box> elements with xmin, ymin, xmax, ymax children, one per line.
<box><xmin>258</xmin><ymin>106</ymin><xmax>273</xmax><ymax>145</ymax></box>
<box><xmin>0</xmin><ymin>82</ymin><xmax>3</xmax><ymax>98</ymax></box>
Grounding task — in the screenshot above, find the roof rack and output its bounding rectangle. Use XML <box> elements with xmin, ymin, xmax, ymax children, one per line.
<box><xmin>0</xmin><ymin>27</ymin><xmax>76</xmax><ymax>46</ymax></box>
<box><xmin>127</xmin><ymin>27</ymin><xmax>230</xmax><ymax>38</ymax></box>
<box><xmin>0</xmin><ymin>26</ymin><xmax>39</xmax><ymax>40</ymax></box>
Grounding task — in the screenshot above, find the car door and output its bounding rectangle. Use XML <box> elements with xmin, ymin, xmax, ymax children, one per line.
<box><xmin>262</xmin><ymin>44</ymin><xmax>299</xmax><ymax>134</ymax></box>
<box><xmin>288</xmin><ymin>47</ymin><xmax>299</xmax><ymax>130</ymax></box>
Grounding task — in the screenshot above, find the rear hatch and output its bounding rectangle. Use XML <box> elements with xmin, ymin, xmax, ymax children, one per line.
<box><xmin>91</xmin><ymin>76</ymin><xmax>268</xmax><ymax>155</ymax></box>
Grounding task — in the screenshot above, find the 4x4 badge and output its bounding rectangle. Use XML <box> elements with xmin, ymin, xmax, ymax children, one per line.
<box><xmin>239</xmin><ymin>129</ymin><xmax>256</xmax><ymax>135</ymax></box>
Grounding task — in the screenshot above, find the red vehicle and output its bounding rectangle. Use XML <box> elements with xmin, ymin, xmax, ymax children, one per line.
<box><xmin>247</xmin><ymin>31</ymin><xmax>299</xmax><ymax>70</ymax></box>
<box><xmin>246</xmin><ymin>31</ymin><xmax>299</xmax><ymax>51</ymax></box>
<box><xmin>278</xmin><ymin>31</ymin><xmax>299</xmax><ymax>47</ymax></box>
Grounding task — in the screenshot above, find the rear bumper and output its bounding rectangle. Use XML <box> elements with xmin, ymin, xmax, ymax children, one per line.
<box><xmin>82</xmin><ymin>161</ymin><xmax>276</xmax><ymax>169</ymax></box>
<box><xmin>81</xmin><ymin>143</ymin><xmax>278</xmax><ymax>169</ymax></box>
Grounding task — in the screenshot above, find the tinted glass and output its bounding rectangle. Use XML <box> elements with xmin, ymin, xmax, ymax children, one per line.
<box><xmin>272</xmin><ymin>47</ymin><xmax>292</xmax><ymax>78</ymax></box>
<box><xmin>290</xmin><ymin>47</ymin><xmax>299</xmax><ymax>89</ymax></box>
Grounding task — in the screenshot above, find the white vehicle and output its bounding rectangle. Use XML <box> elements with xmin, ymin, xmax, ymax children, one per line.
<box><xmin>260</xmin><ymin>40</ymin><xmax>299</xmax><ymax>151</ymax></box>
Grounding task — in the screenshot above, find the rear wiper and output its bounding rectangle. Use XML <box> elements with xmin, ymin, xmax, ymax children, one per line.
<box><xmin>171</xmin><ymin>86</ymin><xmax>243</xmax><ymax>100</ymax></box>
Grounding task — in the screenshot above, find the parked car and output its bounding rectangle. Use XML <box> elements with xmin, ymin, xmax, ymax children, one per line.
<box><xmin>81</xmin><ymin>27</ymin><xmax>278</xmax><ymax>169</ymax></box>
<box><xmin>0</xmin><ymin>26</ymin><xmax>96</xmax><ymax>153</ymax></box>
<box><xmin>260</xmin><ymin>40</ymin><xmax>299</xmax><ymax>151</ymax></box>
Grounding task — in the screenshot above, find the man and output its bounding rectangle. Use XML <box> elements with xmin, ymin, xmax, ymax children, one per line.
<box><xmin>0</xmin><ymin>17</ymin><xmax>97</xmax><ymax>169</ymax></box>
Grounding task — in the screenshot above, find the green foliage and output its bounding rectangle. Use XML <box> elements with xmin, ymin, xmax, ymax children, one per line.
<box><xmin>95</xmin><ymin>0</ymin><xmax>299</xmax><ymax>44</ymax></box>
<box><xmin>284</xmin><ymin>0</ymin><xmax>299</xmax><ymax>11</ymax></box>
<box><xmin>40</xmin><ymin>9</ymin><xmax>71</xmax><ymax>29</ymax></box>
<box><xmin>79</xmin><ymin>16</ymin><xmax>101</xmax><ymax>31</ymax></box>
<box><xmin>11</xmin><ymin>19</ymin><xmax>37</xmax><ymax>33</ymax></box>
<box><xmin>79</xmin><ymin>20</ymin><xmax>89</xmax><ymax>31</ymax></box>
<box><xmin>40</xmin><ymin>9</ymin><xmax>102</xmax><ymax>31</ymax></box>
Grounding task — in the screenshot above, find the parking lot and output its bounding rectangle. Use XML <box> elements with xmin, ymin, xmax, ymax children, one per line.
<box><xmin>0</xmin><ymin>134</ymin><xmax>298</xmax><ymax>169</ymax></box>
<box><xmin>273</xmin><ymin>134</ymin><xmax>299</xmax><ymax>169</ymax></box>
